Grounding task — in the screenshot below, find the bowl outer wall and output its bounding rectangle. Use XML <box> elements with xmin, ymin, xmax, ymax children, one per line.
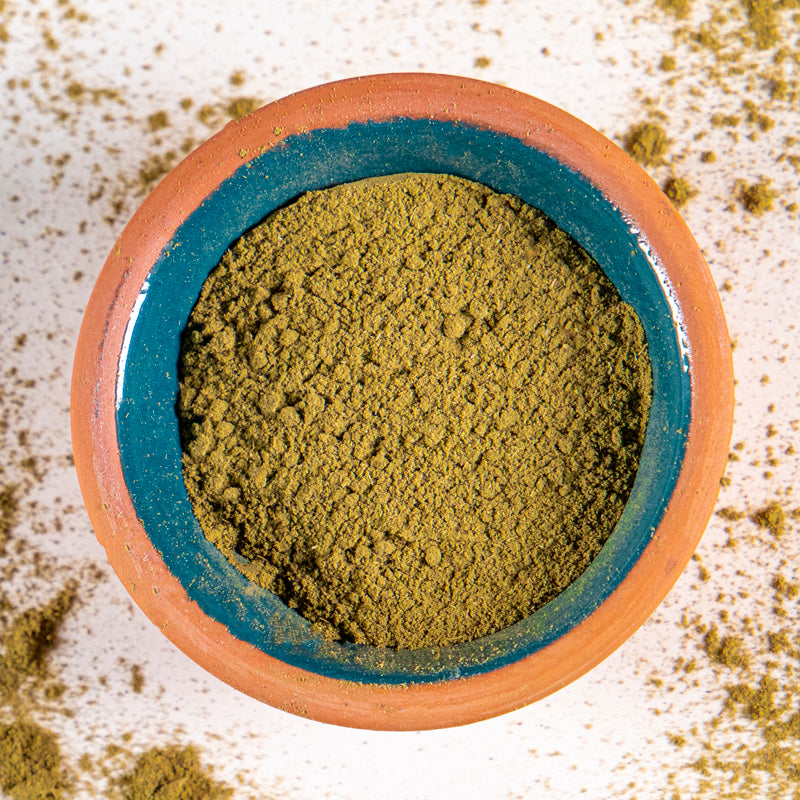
<box><xmin>70</xmin><ymin>73</ymin><xmax>734</xmax><ymax>730</ymax></box>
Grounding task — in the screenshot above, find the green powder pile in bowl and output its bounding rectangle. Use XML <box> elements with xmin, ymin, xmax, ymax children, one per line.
<box><xmin>177</xmin><ymin>173</ymin><xmax>652</xmax><ymax>649</ymax></box>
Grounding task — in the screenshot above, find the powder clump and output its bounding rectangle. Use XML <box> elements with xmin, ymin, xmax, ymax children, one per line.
<box><xmin>146</xmin><ymin>111</ymin><xmax>169</xmax><ymax>132</ymax></box>
<box><xmin>743</xmin><ymin>0</ymin><xmax>780</xmax><ymax>50</ymax></box>
<box><xmin>739</xmin><ymin>180</ymin><xmax>777</xmax><ymax>214</ymax></box>
<box><xmin>624</xmin><ymin>122</ymin><xmax>671</xmax><ymax>166</ymax></box>
<box><xmin>130</xmin><ymin>664</ymin><xmax>144</xmax><ymax>694</ymax></box>
<box><xmin>113</xmin><ymin>745</ymin><xmax>232</xmax><ymax>800</ymax></box>
<box><xmin>703</xmin><ymin>623</ymin><xmax>750</xmax><ymax>670</ymax></box>
<box><xmin>663</xmin><ymin>176</ymin><xmax>699</xmax><ymax>208</ymax></box>
<box><xmin>752</xmin><ymin>502</ymin><xmax>786</xmax><ymax>538</ymax></box>
<box><xmin>178</xmin><ymin>173</ymin><xmax>652</xmax><ymax>649</ymax></box>
<box><xmin>0</xmin><ymin>582</ymin><xmax>76</xmax><ymax>702</ymax></box>
<box><xmin>0</xmin><ymin>720</ymin><xmax>70</xmax><ymax>800</ymax></box>
<box><xmin>656</xmin><ymin>0</ymin><xmax>692</xmax><ymax>18</ymax></box>
<box><xmin>659</xmin><ymin>54</ymin><xmax>678</xmax><ymax>71</ymax></box>
<box><xmin>0</xmin><ymin>483</ymin><xmax>19</xmax><ymax>555</ymax></box>
<box><xmin>226</xmin><ymin>97</ymin><xmax>259</xmax><ymax>120</ymax></box>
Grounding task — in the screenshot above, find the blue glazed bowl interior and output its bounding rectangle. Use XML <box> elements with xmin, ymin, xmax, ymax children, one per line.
<box><xmin>116</xmin><ymin>118</ymin><xmax>690</xmax><ymax>683</ymax></box>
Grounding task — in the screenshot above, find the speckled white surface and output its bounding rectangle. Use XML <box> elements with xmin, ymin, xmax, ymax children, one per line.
<box><xmin>1</xmin><ymin>1</ymin><xmax>799</xmax><ymax>798</ymax></box>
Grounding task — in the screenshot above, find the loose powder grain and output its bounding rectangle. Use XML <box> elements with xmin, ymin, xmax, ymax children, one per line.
<box><xmin>178</xmin><ymin>173</ymin><xmax>652</xmax><ymax>649</ymax></box>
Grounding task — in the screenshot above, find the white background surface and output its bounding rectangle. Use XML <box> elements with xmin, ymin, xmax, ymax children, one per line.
<box><xmin>1</xmin><ymin>1</ymin><xmax>798</xmax><ymax>798</ymax></box>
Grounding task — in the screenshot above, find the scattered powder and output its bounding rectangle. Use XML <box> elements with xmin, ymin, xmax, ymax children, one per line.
<box><xmin>645</xmin><ymin>502</ymin><xmax>800</xmax><ymax>799</ymax></box>
<box><xmin>633</xmin><ymin>0</ymin><xmax>800</xmax><ymax>216</ymax></box>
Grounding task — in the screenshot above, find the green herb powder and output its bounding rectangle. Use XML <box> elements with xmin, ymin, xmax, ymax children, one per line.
<box><xmin>177</xmin><ymin>173</ymin><xmax>652</xmax><ymax>649</ymax></box>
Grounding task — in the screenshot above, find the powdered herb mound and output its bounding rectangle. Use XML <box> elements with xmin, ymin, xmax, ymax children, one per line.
<box><xmin>0</xmin><ymin>720</ymin><xmax>70</xmax><ymax>800</ymax></box>
<box><xmin>114</xmin><ymin>745</ymin><xmax>232</xmax><ymax>800</ymax></box>
<box><xmin>178</xmin><ymin>173</ymin><xmax>652</xmax><ymax>649</ymax></box>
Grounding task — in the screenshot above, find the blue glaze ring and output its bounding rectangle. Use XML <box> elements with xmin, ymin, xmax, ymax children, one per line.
<box><xmin>115</xmin><ymin>118</ymin><xmax>690</xmax><ymax>684</ymax></box>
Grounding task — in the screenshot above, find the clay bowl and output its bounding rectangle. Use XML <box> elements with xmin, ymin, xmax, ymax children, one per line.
<box><xmin>71</xmin><ymin>73</ymin><xmax>733</xmax><ymax>730</ymax></box>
